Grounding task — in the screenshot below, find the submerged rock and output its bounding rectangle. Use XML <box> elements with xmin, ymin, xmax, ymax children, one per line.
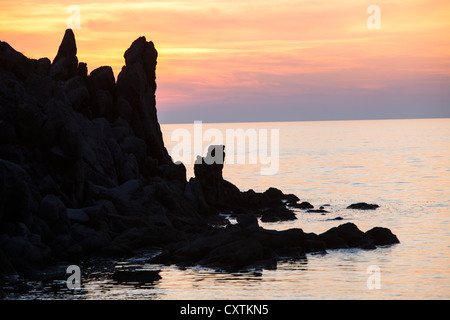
<box><xmin>326</xmin><ymin>216</ymin><xmax>344</xmax><ymax>221</ymax></box>
<box><xmin>306</xmin><ymin>209</ymin><xmax>329</xmax><ymax>213</ymax></box>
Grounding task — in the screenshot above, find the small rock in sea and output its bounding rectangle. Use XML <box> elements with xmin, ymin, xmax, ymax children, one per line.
<box><xmin>327</xmin><ymin>217</ymin><xmax>343</xmax><ymax>221</ymax></box>
<box><xmin>306</xmin><ymin>209</ymin><xmax>329</xmax><ymax>213</ymax></box>
<box><xmin>347</xmin><ymin>202</ymin><xmax>379</xmax><ymax>210</ymax></box>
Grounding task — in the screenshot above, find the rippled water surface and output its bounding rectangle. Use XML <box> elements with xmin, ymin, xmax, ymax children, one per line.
<box><xmin>12</xmin><ymin>119</ymin><xmax>450</xmax><ymax>300</ymax></box>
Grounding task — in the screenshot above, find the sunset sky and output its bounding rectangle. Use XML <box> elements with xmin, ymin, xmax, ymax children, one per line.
<box><xmin>1</xmin><ymin>0</ymin><xmax>449</xmax><ymax>123</ymax></box>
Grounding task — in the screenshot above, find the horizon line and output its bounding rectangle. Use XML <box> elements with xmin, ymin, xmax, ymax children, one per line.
<box><xmin>159</xmin><ymin>116</ymin><xmax>450</xmax><ymax>126</ymax></box>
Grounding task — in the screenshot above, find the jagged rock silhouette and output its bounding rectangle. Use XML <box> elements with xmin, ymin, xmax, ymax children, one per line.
<box><xmin>0</xmin><ymin>30</ymin><xmax>399</xmax><ymax>277</ymax></box>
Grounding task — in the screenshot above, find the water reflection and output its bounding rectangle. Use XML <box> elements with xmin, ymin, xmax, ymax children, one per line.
<box><xmin>5</xmin><ymin>119</ymin><xmax>449</xmax><ymax>300</ymax></box>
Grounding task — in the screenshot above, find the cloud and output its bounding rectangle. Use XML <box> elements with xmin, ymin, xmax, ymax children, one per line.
<box><xmin>1</xmin><ymin>0</ymin><xmax>449</xmax><ymax>122</ymax></box>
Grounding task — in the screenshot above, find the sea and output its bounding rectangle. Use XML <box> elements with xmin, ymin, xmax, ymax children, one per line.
<box><xmin>10</xmin><ymin>118</ymin><xmax>450</xmax><ymax>300</ymax></box>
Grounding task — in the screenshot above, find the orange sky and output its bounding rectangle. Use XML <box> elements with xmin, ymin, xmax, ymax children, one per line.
<box><xmin>1</xmin><ymin>0</ymin><xmax>449</xmax><ymax>123</ymax></box>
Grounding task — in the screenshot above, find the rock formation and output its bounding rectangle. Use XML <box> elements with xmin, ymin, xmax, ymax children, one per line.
<box><xmin>0</xmin><ymin>30</ymin><xmax>399</xmax><ymax>278</ymax></box>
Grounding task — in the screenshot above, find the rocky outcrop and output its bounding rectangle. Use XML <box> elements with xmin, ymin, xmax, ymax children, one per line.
<box><xmin>150</xmin><ymin>217</ymin><xmax>308</xmax><ymax>272</ymax></box>
<box><xmin>190</xmin><ymin>145</ymin><xmax>297</xmax><ymax>222</ymax></box>
<box><xmin>116</xmin><ymin>36</ymin><xmax>177</xmax><ymax>172</ymax></box>
<box><xmin>0</xmin><ymin>29</ymin><xmax>399</xmax><ymax>278</ymax></box>
<box><xmin>49</xmin><ymin>29</ymin><xmax>78</xmax><ymax>81</ymax></box>
<box><xmin>290</xmin><ymin>201</ymin><xmax>314</xmax><ymax>209</ymax></box>
<box><xmin>150</xmin><ymin>219</ymin><xmax>399</xmax><ymax>272</ymax></box>
<box><xmin>0</xmin><ymin>29</ymin><xmax>188</xmax><ymax>276</ymax></box>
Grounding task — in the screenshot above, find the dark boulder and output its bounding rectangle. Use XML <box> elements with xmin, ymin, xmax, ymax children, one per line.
<box><xmin>67</xmin><ymin>208</ymin><xmax>89</xmax><ymax>223</ymax></box>
<box><xmin>304</xmin><ymin>233</ymin><xmax>327</xmax><ymax>253</ymax></box>
<box><xmin>70</xmin><ymin>223</ymin><xmax>111</xmax><ymax>255</ymax></box>
<box><xmin>283</xmin><ymin>194</ymin><xmax>300</xmax><ymax>204</ymax></box>
<box><xmin>260</xmin><ymin>206</ymin><xmax>297</xmax><ymax>222</ymax></box>
<box><xmin>0</xmin><ymin>233</ymin><xmax>51</xmax><ymax>270</ymax></box>
<box><xmin>197</xmin><ymin>237</ymin><xmax>270</xmax><ymax>271</ymax></box>
<box><xmin>326</xmin><ymin>216</ymin><xmax>344</xmax><ymax>221</ymax></box>
<box><xmin>318</xmin><ymin>222</ymin><xmax>375</xmax><ymax>249</ymax></box>
<box><xmin>347</xmin><ymin>202</ymin><xmax>379</xmax><ymax>210</ymax></box>
<box><xmin>291</xmin><ymin>201</ymin><xmax>314</xmax><ymax>209</ymax></box>
<box><xmin>150</xmin><ymin>226</ymin><xmax>309</xmax><ymax>272</ymax></box>
<box><xmin>366</xmin><ymin>227</ymin><xmax>400</xmax><ymax>245</ymax></box>
<box><xmin>236</xmin><ymin>213</ymin><xmax>259</xmax><ymax>230</ymax></box>
<box><xmin>263</xmin><ymin>187</ymin><xmax>284</xmax><ymax>199</ymax></box>
<box><xmin>263</xmin><ymin>187</ymin><xmax>299</xmax><ymax>204</ymax></box>
<box><xmin>306</xmin><ymin>209</ymin><xmax>329</xmax><ymax>213</ymax></box>
<box><xmin>251</xmin><ymin>228</ymin><xmax>307</xmax><ymax>259</ymax></box>
<box><xmin>37</xmin><ymin>194</ymin><xmax>69</xmax><ymax>235</ymax></box>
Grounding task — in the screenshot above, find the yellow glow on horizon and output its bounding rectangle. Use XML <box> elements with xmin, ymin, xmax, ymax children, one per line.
<box><xmin>1</xmin><ymin>0</ymin><xmax>449</xmax><ymax>110</ymax></box>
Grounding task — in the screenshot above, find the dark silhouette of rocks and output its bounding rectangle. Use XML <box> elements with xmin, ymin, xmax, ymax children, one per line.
<box><xmin>49</xmin><ymin>29</ymin><xmax>78</xmax><ymax>81</ymax></box>
<box><xmin>290</xmin><ymin>201</ymin><xmax>314</xmax><ymax>209</ymax></box>
<box><xmin>149</xmin><ymin>220</ymin><xmax>308</xmax><ymax>272</ymax></box>
<box><xmin>112</xmin><ymin>269</ymin><xmax>161</xmax><ymax>284</ymax></box>
<box><xmin>190</xmin><ymin>145</ymin><xmax>297</xmax><ymax>222</ymax></box>
<box><xmin>366</xmin><ymin>227</ymin><xmax>399</xmax><ymax>245</ymax></box>
<box><xmin>317</xmin><ymin>223</ymin><xmax>376</xmax><ymax>249</ymax></box>
<box><xmin>306</xmin><ymin>209</ymin><xmax>329</xmax><ymax>213</ymax></box>
<box><xmin>0</xmin><ymin>29</ymin><xmax>399</xmax><ymax>277</ymax></box>
<box><xmin>347</xmin><ymin>202</ymin><xmax>379</xmax><ymax>210</ymax></box>
<box><xmin>326</xmin><ymin>216</ymin><xmax>344</xmax><ymax>221</ymax></box>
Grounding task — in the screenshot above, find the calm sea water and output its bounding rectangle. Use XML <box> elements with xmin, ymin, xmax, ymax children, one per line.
<box><xmin>15</xmin><ymin>118</ymin><xmax>450</xmax><ymax>300</ymax></box>
<box><xmin>156</xmin><ymin>118</ymin><xmax>450</xmax><ymax>300</ymax></box>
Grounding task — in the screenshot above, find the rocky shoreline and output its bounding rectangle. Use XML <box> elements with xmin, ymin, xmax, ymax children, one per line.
<box><xmin>0</xmin><ymin>29</ymin><xmax>399</xmax><ymax>287</ymax></box>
